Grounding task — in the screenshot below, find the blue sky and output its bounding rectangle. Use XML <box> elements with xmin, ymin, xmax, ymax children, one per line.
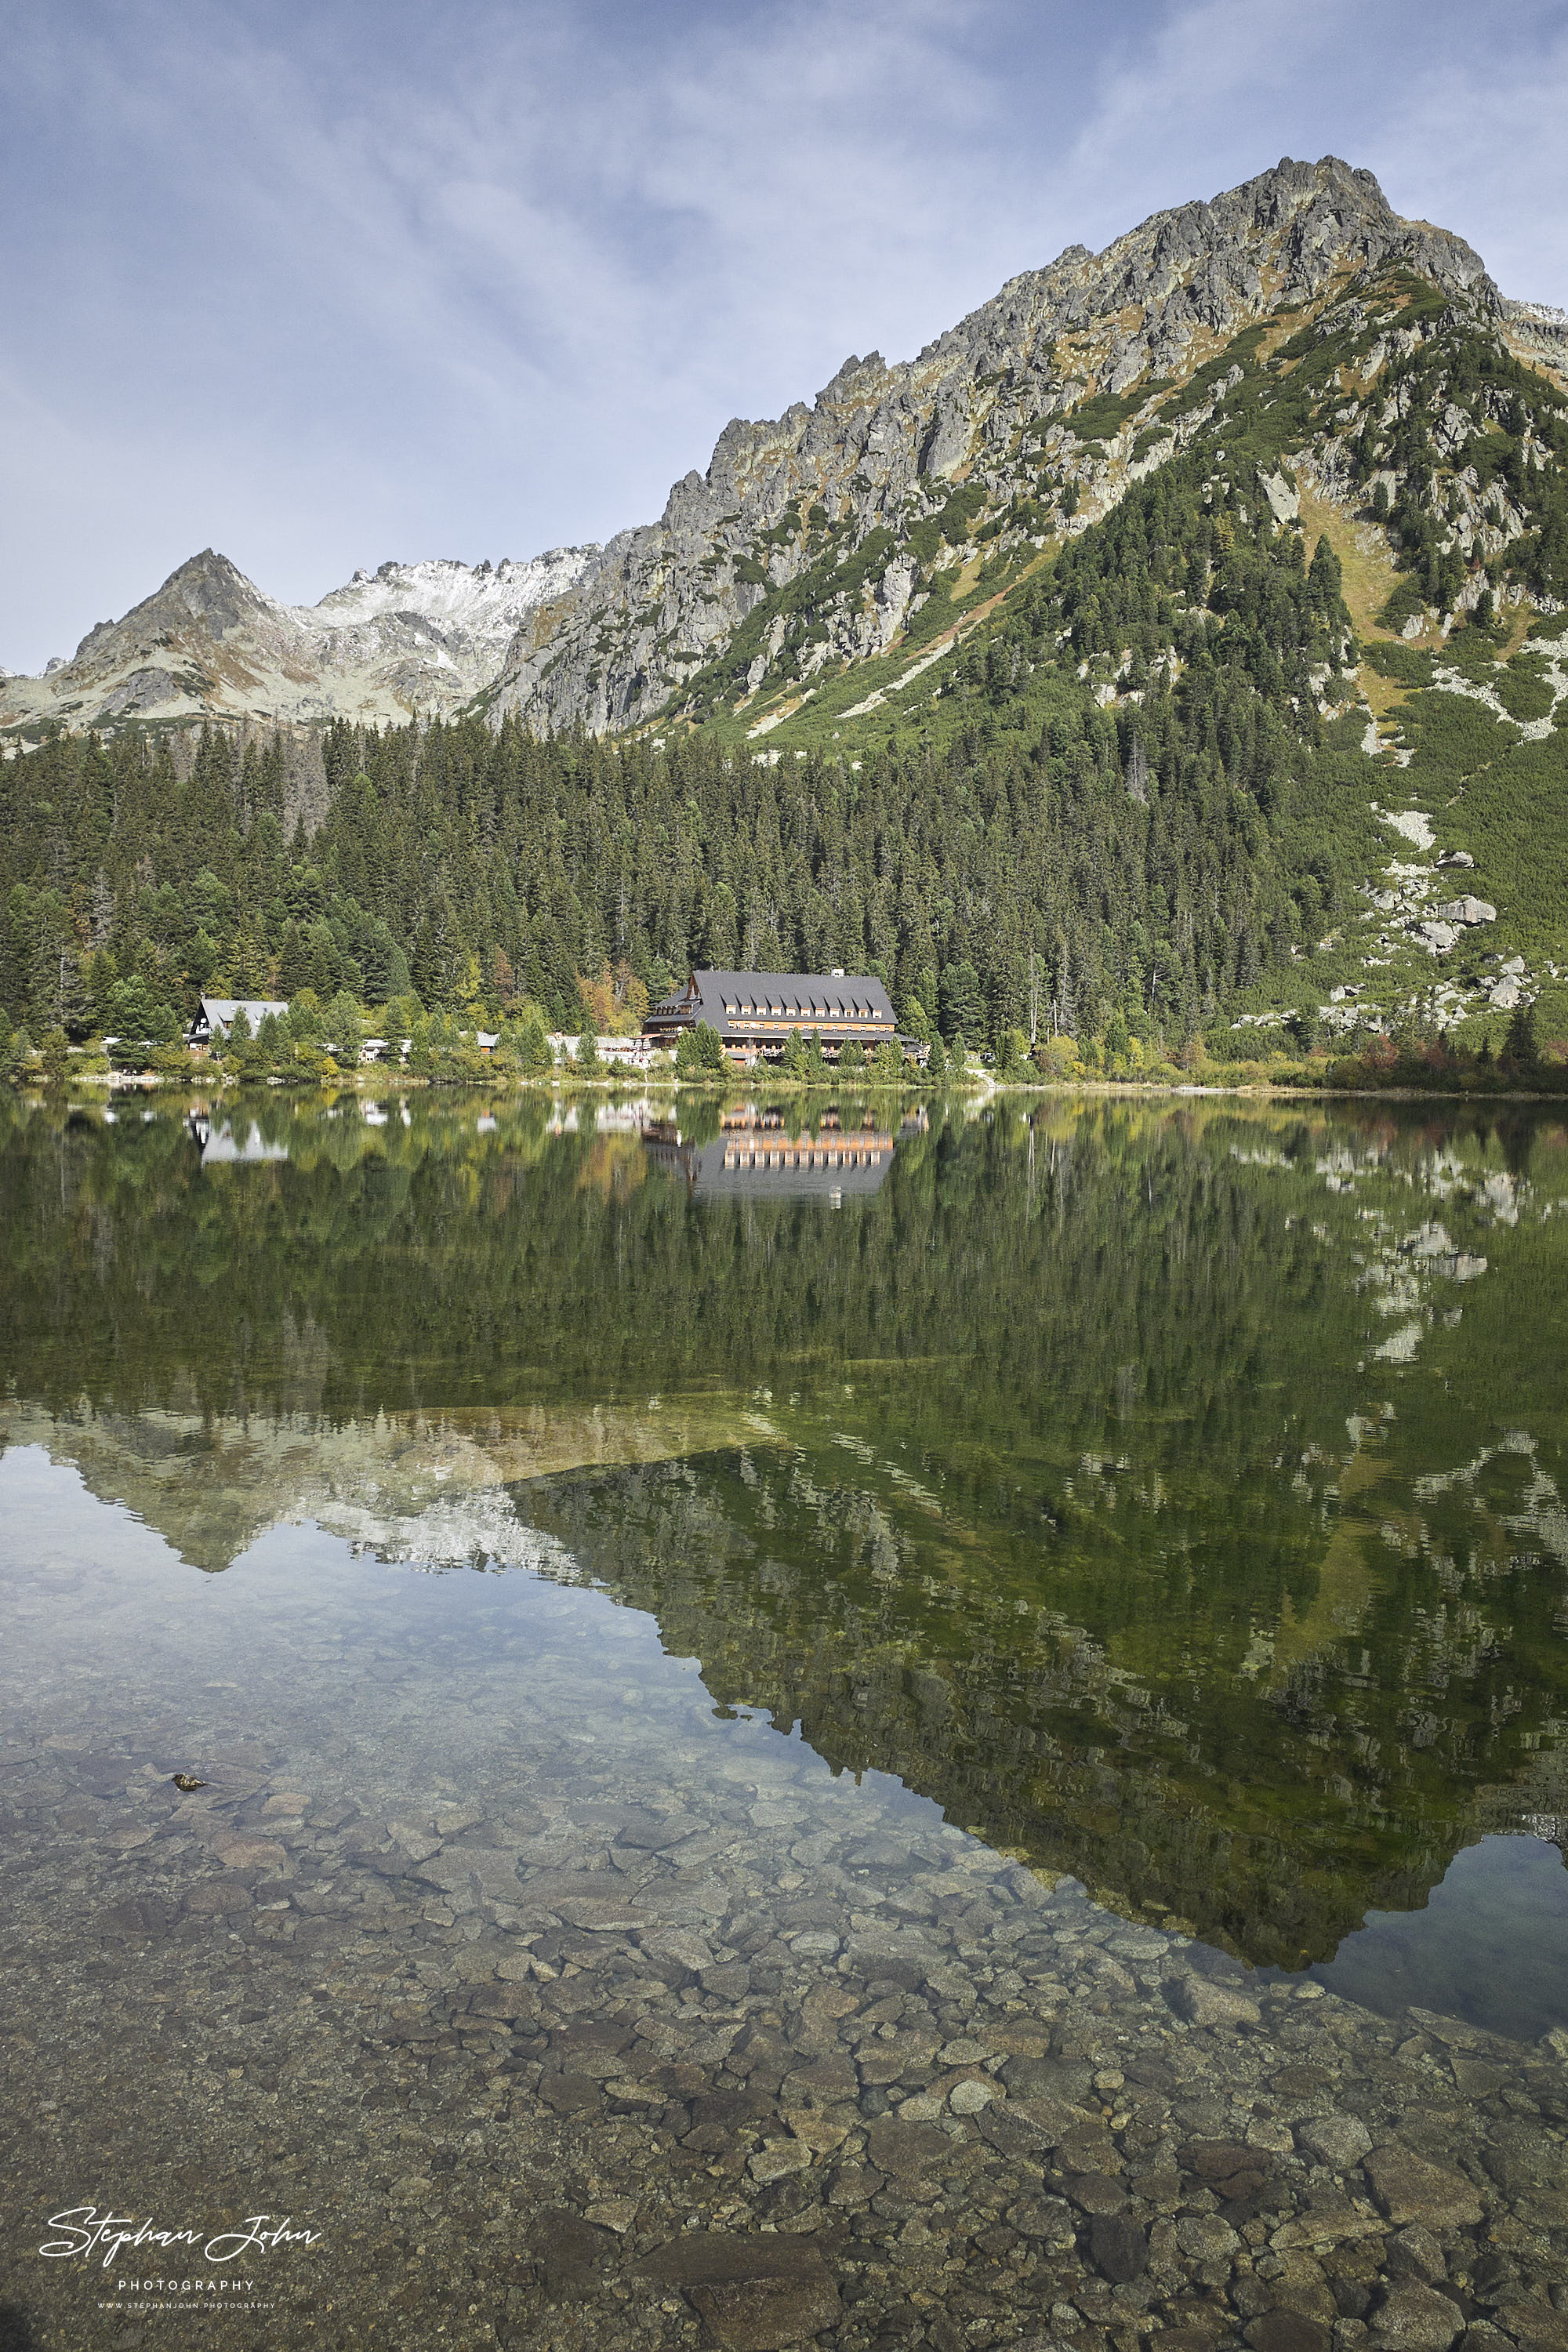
<box><xmin>5</xmin><ymin>0</ymin><xmax>1567</xmax><ymax>673</ymax></box>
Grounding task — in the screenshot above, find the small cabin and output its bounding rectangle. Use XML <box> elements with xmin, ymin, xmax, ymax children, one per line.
<box><xmin>187</xmin><ymin>996</ymin><xmax>290</xmax><ymax>1050</ymax></box>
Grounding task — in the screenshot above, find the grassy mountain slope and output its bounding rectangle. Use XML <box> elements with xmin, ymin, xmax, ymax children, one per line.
<box><xmin>656</xmin><ymin>263</ymin><xmax>1568</xmax><ymax>1050</ymax></box>
<box><xmin>3</xmin><ymin>161</ymin><xmax>1568</xmax><ymax>1062</ymax></box>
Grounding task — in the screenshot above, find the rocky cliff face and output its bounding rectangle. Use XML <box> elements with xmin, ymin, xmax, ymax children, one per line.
<box><xmin>487</xmin><ymin>155</ymin><xmax>1519</xmax><ymax>735</ymax></box>
<box><xmin>0</xmin><ymin>545</ymin><xmax>594</xmax><ymax>740</ymax></box>
<box><xmin>6</xmin><ymin>154</ymin><xmax>1563</xmax><ymax>750</ymax></box>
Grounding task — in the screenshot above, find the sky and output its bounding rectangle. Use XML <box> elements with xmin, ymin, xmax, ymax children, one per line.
<box><xmin>4</xmin><ymin>0</ymin><xmax>1568</xmax><ymax>675</ymax></box>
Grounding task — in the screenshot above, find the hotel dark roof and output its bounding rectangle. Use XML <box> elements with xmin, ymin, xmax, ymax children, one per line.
<box><xmin>645</xmin><ymin>970</ymin><xmax>897</xmax><ymax>1030</ymax></box>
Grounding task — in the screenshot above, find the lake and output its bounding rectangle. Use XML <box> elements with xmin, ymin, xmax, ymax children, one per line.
<box><xmin>3</xmin><ymin>1089</ymin><xmax>1566</xmax><ymax>2349</ymax></box>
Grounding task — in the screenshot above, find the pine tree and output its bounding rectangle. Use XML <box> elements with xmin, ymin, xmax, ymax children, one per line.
<box><xmin>57</xmin><ymin>952</ymin><xmax>95</xmax><ymax>1043</ymax></box>
<box><xmin>939</xmin><ymin>961</ymin><xmax>985</xmax><ymax>1045</ymax></box>
<box><xmin>1502</xmin><ymin>999</ymin><xmax>1538</xmax><ymax>1072</ymax></box>
<box><xmin>516</xmin><ymin>1007</ymin><xmax>553</xmax><ymax>1076</ymax></box>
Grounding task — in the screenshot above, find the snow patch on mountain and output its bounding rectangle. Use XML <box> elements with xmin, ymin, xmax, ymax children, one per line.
<box><xmin>0</xmin><ymin>545</ymin><xmax>599</xmax><ymax>739</ymax></box>
<box><xmin>292</xmin><ymin>550</ymin><xmax>591</xmax><ymax>650</ymax></box>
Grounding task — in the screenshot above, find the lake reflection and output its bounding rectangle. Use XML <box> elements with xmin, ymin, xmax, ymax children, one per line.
<box><xmin>4</xmin><ymin>1089</ymin><xmax>1568</xmax><ymax>2027</ymax></box>
<box><xmin>641</xmin><ymin>1102</ymin><xmax>923</xmax><ymax>1200</ymax></box>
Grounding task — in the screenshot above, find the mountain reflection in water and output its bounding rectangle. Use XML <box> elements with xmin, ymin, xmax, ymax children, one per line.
<box><xmin>3</xmin><ymin>1090</ymin><xmax>1568</xmax><ymax>2016</ymax></box>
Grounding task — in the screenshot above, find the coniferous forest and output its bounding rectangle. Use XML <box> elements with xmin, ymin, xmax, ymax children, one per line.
<box><xmin>0</xmin><ymin>447</ymin><xmax>1385</xmax><ymax>1062</ymax></box>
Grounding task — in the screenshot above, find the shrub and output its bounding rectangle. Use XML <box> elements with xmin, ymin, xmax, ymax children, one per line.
<box><xmin>1033</xmin><ymin>1035</ymin><xmax>1081</xmax><ymax>1082</ymax></box>
<box><xmin>1494</xmin><ymin>660</ymin><xmax>1555</xmax><ymax>724</ymax></box>
<box><xmin>1379</xmin><ymin>579</ymin><xmax>1426</xmax><ymax>633</ymax></box>
<box><xmin>1361</xmin><ymin>641</ymin><xmax>1435</xmax><ymax>688</ymax></box>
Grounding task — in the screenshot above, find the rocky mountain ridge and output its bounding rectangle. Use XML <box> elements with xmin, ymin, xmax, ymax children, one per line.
<box><xmin>486</xmin><ymin>154</ymin><xmax>1564</xmax><ymax>736</ymax></box>
<box><xmin>6</xmin><ymin>154</ymin><xmax>1565</xmax><ymax>757</ymax></box>
<box><xmin>0</xmin><ymin>545</ymin><xmax>593</xmax><ymax>742</ymax></box>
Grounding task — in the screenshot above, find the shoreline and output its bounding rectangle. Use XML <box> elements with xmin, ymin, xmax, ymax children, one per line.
<box><xmin>23</xmin><ymin>1069</ymin><xmax>1568</xmax><ymax>1109</ymax></box>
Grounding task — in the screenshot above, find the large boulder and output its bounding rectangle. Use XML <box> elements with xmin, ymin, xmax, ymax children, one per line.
<box><xmin>1363</xmin><ymin>2143</ymin><xmax>1483</xmax><ymax>2228</ymax></box>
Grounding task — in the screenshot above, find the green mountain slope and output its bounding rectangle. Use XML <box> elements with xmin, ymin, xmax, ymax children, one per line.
<box><xmin>485</xmin><ymin>155</ymin><xmax>1515</xmax><ymax>735</ymax></box>
<box><xmin>697</xmin><ymin>275</ymin><xmax>1568</xmax><ymax>1049</ymax></box>
<box><xmin>2</xmin><ymin>161</ymin><xmax>1567</xmax><ymax>1065</ymax></box>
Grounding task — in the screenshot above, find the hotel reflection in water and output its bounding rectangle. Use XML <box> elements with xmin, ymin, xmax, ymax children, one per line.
<box><xmin>642</xmin><ymin>1105</ymin><xmax>926</xmax><ymax>1202</ymax></box>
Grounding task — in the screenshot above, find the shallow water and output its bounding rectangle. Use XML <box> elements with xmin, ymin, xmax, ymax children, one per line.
<box><xmin>3</xmin><ymin>1089</ymin><xmax>1568</xmax><ymax>2348</ymax></box>
<box><xmin>1309</xmin><ymin>1835</ymin><xmax>1568</xmax><ymax>2043</ymax></box>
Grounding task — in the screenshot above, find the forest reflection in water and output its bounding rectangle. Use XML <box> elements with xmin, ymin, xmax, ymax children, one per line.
<box><xmin>2</xmin><ymin>1084</ymin><xmax>1567</xmax><ymax>2028</ymax></box>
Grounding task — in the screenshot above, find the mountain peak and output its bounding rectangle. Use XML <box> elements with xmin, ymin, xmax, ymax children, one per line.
<box><xmin>485</xmin><ymin>153</ymin><xmax>1515</xmax><ymax>736</ymax></box>
<box><xmin>2</xmin><ymin>154</ymin><xmax>1557</xmax><ymax>750</ymax></box>
<box><xmin>63</xmin><ymin>549</ymin><xmax>277</xmax><ymax>671</ymax></box>
<box><xmin>0</xmin><ymin>542</ymin><xmax>600</xmax><ymax>735</ymax></box>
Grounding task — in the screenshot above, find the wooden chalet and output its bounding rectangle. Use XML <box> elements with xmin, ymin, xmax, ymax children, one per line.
<box><xmin>187</xmin><ymin>996</ymin><xmax>289</xmax><ymax>1050</ymax></box>
<box><xmin>643</xmin><ymin>969</ymin><xmax>899</xmax><ymax>1063</ymax></box>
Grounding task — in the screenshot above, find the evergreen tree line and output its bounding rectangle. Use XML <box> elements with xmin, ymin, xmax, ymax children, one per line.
<box><xmin>0</xmin><ymin>447</ymin><xmax>1374</xmax><ymax>1056</ymax></box>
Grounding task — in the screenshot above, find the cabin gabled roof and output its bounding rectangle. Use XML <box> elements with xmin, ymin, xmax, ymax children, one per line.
<box><xmin>193</xmin><ymin>996</ymin><xmax>290</xmax><ymax>1031</ymax></box>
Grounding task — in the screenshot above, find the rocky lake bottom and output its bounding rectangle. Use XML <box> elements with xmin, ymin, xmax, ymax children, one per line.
<box><xmin>3</xmin><ymin>1445</ymin><xmax>1567</xmax><ymax>2352</ymax></box>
